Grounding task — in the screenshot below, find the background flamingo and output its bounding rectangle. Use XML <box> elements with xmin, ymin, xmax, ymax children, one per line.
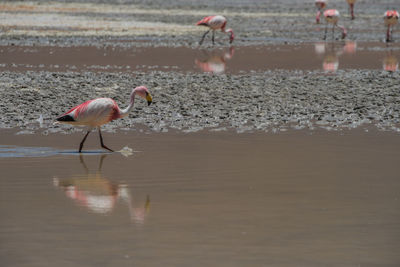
<box><xmin>384</xmin><ymin>10</ymin><xmax>399</xmax><ymax>42</ymax></box>
<box><xmin>323</xmin><ymin>9</ymin><xmax>347</xmax><ymax>40</ymax></box>
<box><xmin>346</xmin><ymin>0</ymin><xmax>357</xmax><ymax>20</ymax></box>
<box><xmin>315</xmin><ymin>0</ymin><xmax>327</xmax><ymax>24</ymax></box>
<box><xmin>196</xmin><ymin>15</ymin><xmax>234</xmax><ymax>45</ymax></box>
<box><xmin>56</xmin><ymin>86</ymin><xmax>152</xmax><ymax>152</ymax></box>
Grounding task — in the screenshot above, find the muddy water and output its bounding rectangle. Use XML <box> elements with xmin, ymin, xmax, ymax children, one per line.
<box><xmin>1</xmin><ymin>130</ymin><xmax>400</xmax><ymax>266</ymax></box>
<box><xmin>1</xmin><ymin>42</ymin><xmax>399</xmax><ymax>74</ymax></box>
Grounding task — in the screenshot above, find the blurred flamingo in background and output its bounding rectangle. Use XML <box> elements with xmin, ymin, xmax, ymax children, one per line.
<box><xmin>346</xmin><ymin>0</ymin><xmax>357</xmax><ymax>20</ymax></box>
<box><xmin>196</xmin><ymin>15</ymin><xmax>234</xmax><ymax>45</ymax></box>
<box><xmin>323</xmin><ymin>9</ymin><xmax>347</xmax><ymax>40</ymax></box>
<box><xmin>384</xmin><ymin>10</ymin><xmax>399</xmax><ymax>42</ymax></box>
<box><xmin>56</xmin><ymin>86</ymin><xmax>152</xmax><ymax>152</ymax></box>
<box><xmin>315</xmin><ymin>0</ymin><xmax>327</xmax><ymax>24</ymax></box>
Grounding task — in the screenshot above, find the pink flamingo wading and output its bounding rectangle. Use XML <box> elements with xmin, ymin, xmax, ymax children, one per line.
<box><xmin>315</xmin><ymin>0</ymin><xmax>327</xmax><ymax>24</ymax></box>
<box><xmin>346</xmin><ymin>0</ymin><xmax>357</xmax><ymax>20</ymax></box>
<box><xmin>323</xmin><ymin>9</ymin><xmax>347</xmax><ymax>40</ymax></box>
<box><xmin>56</xmin><ymin>86</ymin><xmax>152</xmax><ymax>153</ymax></box>
<box><xmin>384</xmin><ymin>10</ymin><xmax>399</xmax><ymax>42</ymax></box>
<box><xmin>196</xmin><ymin>15</ymin><xmax>234</xmax><ymax>45</ymax></box>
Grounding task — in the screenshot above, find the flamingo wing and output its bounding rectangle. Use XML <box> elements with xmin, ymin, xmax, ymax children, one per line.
<box><xmin>196</xmin><ymin>16</ymin><xmax>215</xmax><ymax>26</ymax></box>
<box><xmin>197</xmin><ymin>15</ymin><xmax>226</xmax><ymax>30</ymax></box>
<box><xmin>57</xmin><ymin>98</ymin><xmax>120</xmax><ymax>126</ymax></box>
<box><xmin>208</xmin><ymin>16</ymin><xmax>227</xmax><ymax>30</ymax></box>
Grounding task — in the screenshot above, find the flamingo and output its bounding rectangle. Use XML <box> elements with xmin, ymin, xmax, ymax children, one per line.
<box><xmin>196</xmin><ymin>15</ymin><xmax>234</xmax><ymax>45</ymax></box>
<box><xmin>323</xmin><ymin>9</ymin><xmax>347</xmax><ymax>40</ymax></box>
<box><xmin>56</xmin><ymin>86</ymin><xmax>152</xmax><ymax>153</ymax></box>
<box><xmin>346</xmin><ymin>0</ymin><xmax>357</xmax><ymax>20</ymax></box>
<box><xmin>384</xmin><ymin>10</ymin><xmax>399</xmax><ymax>42</ymax></box>
<box><xmin>315</xmin><ymin>0</ymin><xmax>327</xmax><ymax>24</ymax></box>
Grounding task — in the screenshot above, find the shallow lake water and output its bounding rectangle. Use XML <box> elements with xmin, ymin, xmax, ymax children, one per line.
<box><xmin>1</xmin><ymin>129</ymin><xmax>399</xmax><ymax>266</ymax></box>
<box><xmin>1</xmin><ymin>42</ymin><xmax>399</xmax><ymax>74</ymax></box>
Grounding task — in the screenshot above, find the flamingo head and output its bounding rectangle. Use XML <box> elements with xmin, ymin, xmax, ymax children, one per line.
<box><xmin>133</xmin><ymin>86</ymin><xmax>152</xmax><ymax>106</ymax></box>
<box><xmin>226</xmin><ymin>28</ymin><xmax>234</xmax><ymax>44</ymax></box>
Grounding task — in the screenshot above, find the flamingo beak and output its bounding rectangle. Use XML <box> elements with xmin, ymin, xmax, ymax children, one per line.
<box><xmin>146</xmin><ymin>92</ymin><xmax>153</xmax><ymax>106</ymax></box>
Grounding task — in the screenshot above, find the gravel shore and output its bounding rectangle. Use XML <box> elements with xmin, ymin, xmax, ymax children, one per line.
<box><xmin>0</xmin><ymin>70</ymin><xmax>399</xmax><ymax>134</ymax></box>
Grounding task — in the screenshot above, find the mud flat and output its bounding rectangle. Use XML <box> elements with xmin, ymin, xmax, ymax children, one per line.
<box><xmin>0</xmin><ymin>69</ymin><xmax>399</xmax><ymax>134</ymax></box>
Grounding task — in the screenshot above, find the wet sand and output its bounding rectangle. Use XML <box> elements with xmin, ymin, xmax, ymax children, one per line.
<box><xmin>1</xmin><ymin>129</ymin><xmax>400</xmax><ymax>266</ymax></box>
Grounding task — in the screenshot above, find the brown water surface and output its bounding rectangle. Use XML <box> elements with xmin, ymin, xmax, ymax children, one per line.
<box><xmin>1</xmin><ymin>42</ymin><xmax>399</xmax><ymax>74</ymax></box>
<box><xmin>1</xmin><ymin>130</ymin><xmax>400</xmax><ymax>266</ymax></box>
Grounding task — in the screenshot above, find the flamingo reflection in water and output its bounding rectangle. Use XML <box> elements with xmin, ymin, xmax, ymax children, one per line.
<box><xmin>383</xmin><ymin>51</ymin><xmax>398</xmax><ymax>72</ymax></box>
<box><xmin>195</xmin><ymin>47</ymin><xmax>235</xmax><ymax>74</ymax></box>
<box><xmin>53</xmin><ymin>154</ymin><xmax>150</xmax><ymax>224</ymax></box>
<box><xmin>315</xmin><ymin>41</ymin><xmax>357</xmax><ymax>72</ymax></box>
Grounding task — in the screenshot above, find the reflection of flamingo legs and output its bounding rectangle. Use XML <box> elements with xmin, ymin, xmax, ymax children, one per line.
<box><xmin>79</xmin><ymin>153</ymin><xmax>106</xmax><ymax>174</ymax></box>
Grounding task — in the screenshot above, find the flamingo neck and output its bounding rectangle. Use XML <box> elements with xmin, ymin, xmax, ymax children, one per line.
<box><xmin>119</xmin><ymin>91</ymin><xmax>136</xmax><ymax>118</ymax></box>
<box><xmin>225</xmin><ymin>28</ymin><xmax>234</xmax><ymax>43</ymax></box>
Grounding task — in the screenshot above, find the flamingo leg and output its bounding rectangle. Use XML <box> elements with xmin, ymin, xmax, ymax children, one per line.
<box><xmin>98</xmin><ymin>128</ymin><xmax>114</xmax><ymax>152</ymax></box>
<box><xmin>199</xmin><ymin>30</ymin><xmax>210</xmax><ymax>45</ymax></box>
<box><xmin>387</xmin><ymin>25</ymin><xmax>391</xmax><ymax>42</ymax></box>
<box><xmin>79</xmin><ymin>154</ymin><xmax>89</xmax><ymax>173</ymax></box>
<box><xmin>323</xmin><ymin>23</ymin><xmax>328</xmax><ymax>40</ymax></box>
<box><xmin>79</xmin><ymin>130</ymin><xmax>91</xmax><ymax>153</ymax></box>
<box><xmin>212</xmin><ymin>30</ymin><xmax>215</xmax><ymax>45</ymax></box>
<box><xmin>98</xmin><ymin>154</ymin><xmax>106</xmax><ymax>171</ymax></box>
<box><xmin>350</xmin><ymin>4</ymin><xmax>355</xmax><ymax>20</ymax></box>
<box><xmin>332</xmin><ymin>25</ymin><xmax>335</xmax><ymax>39</ymax></box>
